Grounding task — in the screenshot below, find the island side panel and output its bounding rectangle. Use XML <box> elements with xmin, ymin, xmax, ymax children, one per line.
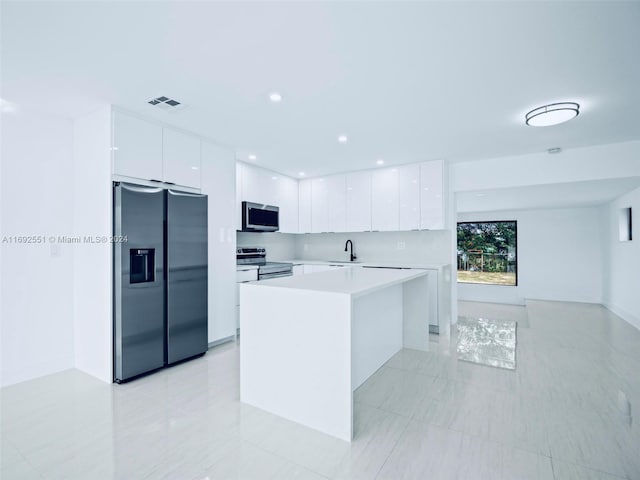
<box><xmin>403</xmin><ymin>274</ymin><xmax>432</xmax><ymax>351</ymax></box>
<box><xmin>240</xmin><ymin>284</ymin><xmax>353</xmax><ymax>442</ymax></box>
<box><xmin>351</xmin><ymin>284</ymin><xmax>403</xmax><ymax>390</ymax></box>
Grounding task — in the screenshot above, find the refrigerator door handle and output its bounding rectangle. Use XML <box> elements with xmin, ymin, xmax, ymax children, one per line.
<box><xmin>120</xmin><ymin>183</ymin><xmax>165</xmax><ymax>194</ymax></box>
<box><xmin>167</xmin><ymin>189</ymin><xmax>207</xmax><ymax>199</ymax></box>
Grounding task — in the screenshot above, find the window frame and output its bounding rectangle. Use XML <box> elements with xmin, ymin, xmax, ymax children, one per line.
<box><xmin>456</xmin><ymin>220</ymin><xmax>518</xmax><ymax>287</ymax></box>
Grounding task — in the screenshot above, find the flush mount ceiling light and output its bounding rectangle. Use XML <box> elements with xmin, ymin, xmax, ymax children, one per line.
<box><xmin>269</xmin><ymin>92</ymin><xmax>282</xmax><ymax>103</ymax></box>
<box><xmin>337</xmin><ymin>135</ymin><xmax>348</xmax><ymax>144</ymax></box>
<box><xmin>248</xmin><ymin>154</ymin><xmax>257</xmax><ymax>161</ymax></box>
<box><xmin>298</xmin><ymin>172</ymin><xmax>306</xmax><ymax>177</ymax></box>
<box><xmin>376</xmin><ymin>159</ymin><xmax>385</xmax><ymax>165</ymax></box>
<box><xmin>525</xmin><ymin>102</ymin><xmax>579</xmax><ymax>127</ymax></box>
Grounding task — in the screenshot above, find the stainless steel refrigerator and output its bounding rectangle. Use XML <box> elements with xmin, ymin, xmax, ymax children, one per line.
<box><xmin>113</xmin><ymin>182</ymin><xmax>208</xmax><ymax>382</ymax></box>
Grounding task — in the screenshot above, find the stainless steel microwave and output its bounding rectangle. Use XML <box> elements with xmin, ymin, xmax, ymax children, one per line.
<box><xmin>241</xmin><ymin>201</ymin><xmax>279</xmax><ymax>232</ymax></box>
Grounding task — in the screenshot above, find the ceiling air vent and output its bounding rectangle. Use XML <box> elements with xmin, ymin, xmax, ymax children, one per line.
<box><xmin>147</xmin><ymin>96</ymin><xmax>184</xmax><ymax>112</ymax></box>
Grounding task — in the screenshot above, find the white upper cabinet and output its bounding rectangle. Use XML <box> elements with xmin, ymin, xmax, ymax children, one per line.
<box><xmin>327</xmin><ymin>175</ymin><xmax>347</xmax><ymax>232</ymax></box>
<box><xmin>235</xmin><ymin>162</ymin><xmax>244</xmax><ymax>231</ymax></box>
<box><xmin>420</xmin><ymin>160</ymin><xmax>444</xmax><ymax>230</ymax></box>
<box><xmin>238</xmin><ymin>162</ymin><xmax>299</xmax><ymax>233</ymax></box>
<box><xmin>275</xmin><ymin>175</ymin><xmax>299</xmax><ymax>233</ymax></box>
<box><xmin>112</xmin><ymin>111</ymin><xmax>163</xmax><ymax>181</ymax></box>
<box><xmin>298</xmin><ymin>179</ymin><xmax>312</xmax><ymax>234</ymax></box>
<box><xmin>162</xmin><ymin>128</ymin><xmax>201</xmax><ymax>188</ymax></box>
<box><xmin>371</xmin><ymin>168</ymin><xmax>399</xmax><ymax>231</ymax></box>
<box><xmin>346</xmin><ymin>171</ymin><xmax>372</xmax><ymax>232</ymax></box>
<box><xmin>398</xmin><ymin>164</ymin><xmax>421</xmax><ymax>230</ymax></box>
<box><xmin>311</xmin><ymin>178</ymin><xmax>329</xmax><ymax>233</ymax></box>
<box><xmin>112</xmin><ymin>110</ymin><xmax>202</xmax><ymax>189</ymax></box>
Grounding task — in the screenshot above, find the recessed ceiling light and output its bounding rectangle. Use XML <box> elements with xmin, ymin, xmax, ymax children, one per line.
<box><xmin>271</xmin><ymin>176</ymin><xmax>278</xmax><ymax>180</ymax></box>
<box><xmin>248</xmin><ymin>154</ymin><xmax>257</xmax><ymax>161</ymax></box>
<box><xmin>525</xmin><ymin>102</ymin><xmax>579</xmax><ymax>127</ymax></box>
<box><xmin>269</xmin><ymin>92</ymin><xmax>282</xmax><ymax>103</ymax></box>
<box><xmin>299</xmin><ymin>172</ymin><xmax>306</xmax><ymax>177</ymax></box>
<box><xmin>338</xmin><ymin>135</ymin><xmax>348</xmax><ymax>144</ymax></box>
<box><xmin>376</xmin><ymin>159</ymin><xmax>385</xmax><ymax>165</ymax></box>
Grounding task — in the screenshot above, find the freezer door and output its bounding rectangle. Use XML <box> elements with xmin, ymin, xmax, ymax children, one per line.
<box><xmin>166</xmin><ymin>190</ymin><xmax>208</xmax><ymax>364</ymax></box>
<box><xmin>113</xmin><ymin>183</ymin><xmax>166</xmax><ymax>382</ymax></box>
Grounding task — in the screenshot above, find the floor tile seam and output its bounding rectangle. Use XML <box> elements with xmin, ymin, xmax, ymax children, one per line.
<box><xmin>240</xmin><ymin>436</ymin><xmax>335</xmax><ymax>480</ymax></box>
<box><xmin>383</xmin><ymin>364</ymin><xmax>442</xmax><ymax>380</ymax></box>
<box><xmin>371</xmin><ymin>412</ymin><xmax>413</xmax><ymax>480</ymax></box>
<box><xmin>550</xmin><ymin>457</ymin><xmax>630</xmax><ymax>480</ymax></box>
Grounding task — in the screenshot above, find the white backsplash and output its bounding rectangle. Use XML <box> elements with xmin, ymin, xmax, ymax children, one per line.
<box><xmin>237</xmin><ymin>230</ymin><xmax>452</xmax><ymax>265</ymax></box>
<box><xmin>236</xmin><ymin>232</ymin><xmax>297</xmax><ymax>262</ymax></box>
<box><xmin>294</xmin><ymin>230</ymin><xmax>451</xmax><ymax>265</ymax></box>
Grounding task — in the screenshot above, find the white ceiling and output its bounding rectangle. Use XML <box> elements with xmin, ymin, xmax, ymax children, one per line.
<box><xmin>2</xmin><ymin>1</ymin><xmax>640</xmax><ymax>178</ymax></box>
<box><xmin>456</xmin><ymin>177</ymin><xmax>640</xmax><ymax>214</ymax></box>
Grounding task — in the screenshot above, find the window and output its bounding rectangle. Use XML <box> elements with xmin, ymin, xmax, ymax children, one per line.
<box><xmin>457</xmin><ymin>221</ymin><xmax>517</xmax><ymax>286</ymax></box>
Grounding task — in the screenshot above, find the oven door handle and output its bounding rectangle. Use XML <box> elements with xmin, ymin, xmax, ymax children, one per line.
<box><xmin>259</xmin><ymin>271</ymin><xmax>293</xmax><ymax>280</ymax></box>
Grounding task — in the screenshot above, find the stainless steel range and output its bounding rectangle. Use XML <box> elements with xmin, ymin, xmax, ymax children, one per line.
<box><xmin>236</xmin><ymin>247</ymin><xmax>293</xmax><ymax>280</ymax></box>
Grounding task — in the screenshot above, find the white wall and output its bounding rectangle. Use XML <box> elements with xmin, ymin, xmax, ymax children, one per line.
<box><xmin>294</xmin><ymin>230</ymin><xmax>451</xmax><ymax>266</ymax></box>
<box><xmin>0</xmin><ymin>109</ymin><xmax>75</xmax><ymax>387</ymax></box>
<box><xmin>452</xmin><ymin>141</ymin><xmax>640</xmax><ymax>192</ymax></box>
<box><xmin>603</xmin><ymin>186</ymin><xmax>640</xmax><ymax>330</ymax></box>
<box><xmin>457</xmin><ymin>207</ymin><xmax>604</xmax><ymax>305</ymax></box>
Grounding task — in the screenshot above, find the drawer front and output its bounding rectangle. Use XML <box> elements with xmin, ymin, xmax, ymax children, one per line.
<box><xmin>236</xmin><ymin>269</ymin><xmax>258</xmax><ymax>283</ymax></box>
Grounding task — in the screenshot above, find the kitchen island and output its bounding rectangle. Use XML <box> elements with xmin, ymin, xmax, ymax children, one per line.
<box><xmin>239</xmin><ymin>266</ymin><xmax>431</xmax><ymax>441</ymax></box>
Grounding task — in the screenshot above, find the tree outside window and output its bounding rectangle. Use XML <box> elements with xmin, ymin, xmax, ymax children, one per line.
<box><xmin>457</xmin><ymin>221</ymin><xmax>517</xmax><ymax>286</ymax></box>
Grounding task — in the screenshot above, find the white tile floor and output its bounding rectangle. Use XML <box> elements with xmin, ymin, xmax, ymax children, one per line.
<box><xmin>1</xmin><ymin>300</ymin><xmax>639</xmax><ymax>479</ymax></box>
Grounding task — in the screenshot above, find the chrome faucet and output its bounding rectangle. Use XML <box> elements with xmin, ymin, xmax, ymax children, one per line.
<box><xmin>344</xmin><ymin>239</ymin><xmax>356</xmax><ymax>262</ymax></box>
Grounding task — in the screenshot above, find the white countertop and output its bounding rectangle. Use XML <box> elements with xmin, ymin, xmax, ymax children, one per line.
<box><xmin>281</xmin><ymin>258</ymin><xmax>448</xmax><ymax>270</ymax></box>
<box><xmin>246</xmin><ymin>265</ymin><xmax>427</xmax><ymax>298</ymax></box>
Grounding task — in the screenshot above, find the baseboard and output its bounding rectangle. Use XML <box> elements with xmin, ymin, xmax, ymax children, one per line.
<box><xmin>603</xmin><ymin>303</ymin><xmax>640</xmax><ymax>332</ymax></box>
<box><xmin>208</xmin><ymin>335</ymin><xmax>236</xmax><ymax>349</ymax></box>
<box><xmin>1</xmin><ymin>354</ymin><xmax>74</xmax><ymax>388</ymax></box>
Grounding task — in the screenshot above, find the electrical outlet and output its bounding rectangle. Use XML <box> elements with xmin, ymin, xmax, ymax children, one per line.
<box><xmin>397</xmin><ymin>241</ymin><xmax>406</xmax><ymax>250</ymax></box>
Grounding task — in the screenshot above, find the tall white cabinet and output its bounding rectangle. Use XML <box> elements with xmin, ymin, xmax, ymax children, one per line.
<box><xmin>201</xmin><ymin>141</ymin><xmax>237</xmax><ymax>343</ymax></box>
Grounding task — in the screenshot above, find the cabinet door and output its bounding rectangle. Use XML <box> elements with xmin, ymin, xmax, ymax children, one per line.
<box><xmin>398</xmin><ymin>164</ymin><xmax>420</xmax><ymax>230</ymax></box>
<box><xmin>311</xmin><ymin>178</ymin><xmax>329</xmax><ymax>233</ymax></box>
<box><xmin>420</xmin><ymin>160</ymin><xmax>444</xmax><ymax>230</ymax></box>
<box><xmin>372</xmin><ymin>168</ymin><xmax>399</xmax><ymax>231</ymax></box>
<box><xmin>201</xmin><ymin>141</ymin><xmax>236</xmax><ymax>343</ymax></box>
<box><xmin>298</xmin><ymin>179</ymin><xmax>312</xmax><ymax>233</ymax></box>
<box><xmin>235</xmin><ymin>163</ymin><xmax>244</xmax><ymax>231</ymax></box>
<box><xmin>276</xmin><ymin>175</ymin><xmax>299</xmax><ymax>233</ymax></box>
<box><xmin>346</xmin><ymin>171</ymin><xmax>372</xmax><ymax>232</ymax></box>
<box><xmin>112</xmin><ymin>111</ymin><xmax>163</xmax><ymax>181</ymax></box>
<box><xmin>327</xmin><ymin>175</ymin><xmax>347</xmax><ymax>232</ymax></box>
<box><xmin>163</xmin><ymin>128</ymin><xmax>201</xmax><ymax>188</ymax></box>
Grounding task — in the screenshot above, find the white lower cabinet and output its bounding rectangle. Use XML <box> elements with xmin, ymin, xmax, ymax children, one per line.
<box><xmin>236</xmin><ymin>268</ymin><xmax>258</xmax><ymax>331</ymax></box>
